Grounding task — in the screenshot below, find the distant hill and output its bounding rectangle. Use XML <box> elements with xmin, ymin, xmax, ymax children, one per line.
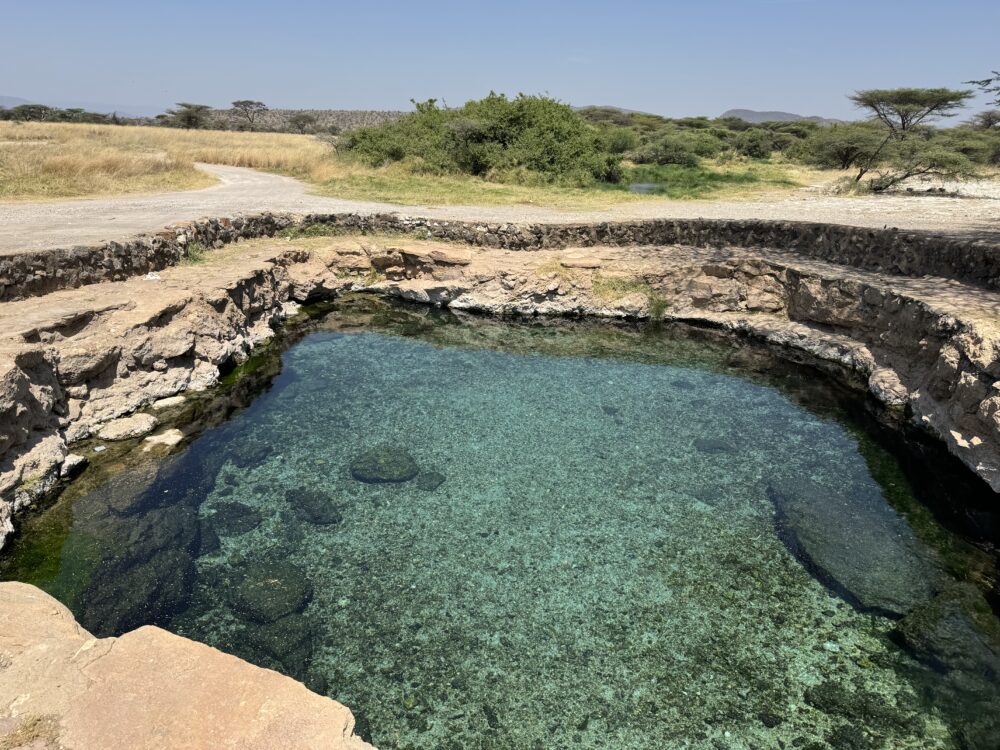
<box><xmin>0</xmin><ymin>95</ymin><xmax>31</xmax><ymax>109</ymax></box>
<box><xmin>209</xmin><ymin>108</ymin><xmax>406</xmax><ymax>133</ymax></box>
<box><xmin>0</xmin><ymin>95</ymin><xmax>162</xmax><ymax>117</ymax></box>
<box><xmin>721</xmin><ymin>109</ymin><xmax>844</xmax><ymax>125</ymax></box>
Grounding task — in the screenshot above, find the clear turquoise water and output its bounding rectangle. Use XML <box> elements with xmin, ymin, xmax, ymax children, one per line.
<box><xmin>3</xmin><ymin>302</ymin><xmax>999</xmax><ymax>749</ymax></box>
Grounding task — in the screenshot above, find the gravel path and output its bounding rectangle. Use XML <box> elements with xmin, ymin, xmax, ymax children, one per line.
<box><xmin>1</xmin><ymin>163</ymin><xmax>997</xmax><ymax>255</ymax></box>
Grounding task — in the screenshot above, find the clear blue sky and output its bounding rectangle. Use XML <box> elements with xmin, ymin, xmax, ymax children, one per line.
<box><xmin>4</xmin><ymin>0</ymin><xmax>998</xmax><ymax>118</ymax></box>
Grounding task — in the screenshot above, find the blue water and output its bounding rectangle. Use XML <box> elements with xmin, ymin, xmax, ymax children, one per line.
<box><xmin>3</xmin><ymin>303</ymin><xmax>998</xmax><ymax>749</ymax></box>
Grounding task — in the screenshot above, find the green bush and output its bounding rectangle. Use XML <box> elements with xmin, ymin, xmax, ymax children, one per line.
<box><xmin>794</xmin><ymin>123</ymin><xmax>886</xmax><ymax>170</ymax></box>
<box><xmin>631</xmin><ymin>134</ymin><xmax>700</xmax><ymax>167</ymax></box>
<box><xmin>344</xmin><ymin>94</ymin><xmax>625</xmax><ymax>185</ymax></box>
<box><xmin>734</xmin><ymin>128</ymin><xmax>773</xmax><ymax>158</ymax></box>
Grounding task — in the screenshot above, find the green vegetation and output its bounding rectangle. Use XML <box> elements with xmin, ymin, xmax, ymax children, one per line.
<box><xmin>344</xmin><ymin>94</ymin><xmax>623</xmax><ymax>186</ymax></box>
<box><xmin>338</xmin><ymin>89</ymin><xmax>998</xmax><ymax>201</ymax></box>
<box><xmin>3</xmin><ymin>82</ymin><xmax>998</xmax><ymax>206</ymax></box>
<box><xmin>592</xmin><ymin>273</ymin><xmax>670</xmax><ymax>319</ymax></box>
<box><xmin>180</xmin><ymin>241</ymin><xmax>209</xmax><ymax>264</ymax></box>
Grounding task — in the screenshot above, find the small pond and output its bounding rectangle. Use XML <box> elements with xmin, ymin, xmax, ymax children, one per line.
<box><xmin>3</xmin><ymin>299</ymin><xmax>999</xmax><ymax>750</ymax></box>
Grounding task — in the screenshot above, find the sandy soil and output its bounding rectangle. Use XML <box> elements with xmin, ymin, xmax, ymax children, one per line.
<box><xmin>0</xmin><ymin>163</ymin><xmax>997</xmax><ymax>255</ymax></box>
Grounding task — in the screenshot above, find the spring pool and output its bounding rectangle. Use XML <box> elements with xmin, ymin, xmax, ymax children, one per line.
<box><xmin>3</xmin><ymin>300</ymin><xmax>998</xmax><ymax>749</ymax></box>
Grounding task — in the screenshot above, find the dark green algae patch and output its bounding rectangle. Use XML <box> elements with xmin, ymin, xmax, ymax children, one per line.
<box><xmin>2</xmin><ymin>296</ymin><xmax>1000</xmax><ymax>750</ymax></box>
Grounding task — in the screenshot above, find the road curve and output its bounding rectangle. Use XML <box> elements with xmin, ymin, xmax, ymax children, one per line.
<box><xmin>1</xmin><ymin>163</ymin><xmax>997</xmax><ymax>255</ymax></box>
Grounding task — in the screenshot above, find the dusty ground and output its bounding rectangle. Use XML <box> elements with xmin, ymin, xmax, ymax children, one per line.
<box><xmin>0</xmin><ymin>164</ymin><xmax>997</xmax><ymax>255</ymax></box>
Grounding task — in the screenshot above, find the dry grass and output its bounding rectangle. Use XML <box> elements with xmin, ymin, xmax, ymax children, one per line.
<box><xmin>0</xmin><ymin>121</ymin><xmax>329</xmax><ymax>201</ymax></box>
<box><xmin>0</xmin><ymin>121</ymin><xmax>830</xmax><ymax>206</ymax></box>
<box><xmin>0</xmin><ymin>714</ymin><xmax>61</xmax><ymax>750</ymax></box>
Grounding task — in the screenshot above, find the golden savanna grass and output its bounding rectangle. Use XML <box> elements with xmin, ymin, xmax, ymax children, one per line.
<box><xmin>0</xmin><ymin>121</ymin><xmax>825</xmax><ymax>206</ymax></box>
<box><xmin>0</xmin><ymin>121</ymin><xmax>331</xmax><ymax>200</ymax></box>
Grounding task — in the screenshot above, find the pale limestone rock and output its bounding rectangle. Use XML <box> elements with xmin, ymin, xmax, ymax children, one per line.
<box><xmin>57</xmin><ymin>345</ymin><xmax>120</xmax><ymax>385</ymax></box>
<box><xmin>142</xmin><ymin>429</ymin><xmax>184</xmax><ymax>452</ymax></box>
<box><xmin>0</xmin><ymin>582</ymin><xmax>374</xmax><ymax>750</ymax></box>
<box><xmin>868</xmin><ymin>368</ymin><xmax>910</xmax><ymax>407</ymax></box>
<box><xmin>60</xmin><ymin>453</ymin><xmax>87</xmax><ymax>478</ymax></box>
<box><xmin>152</xmin><ymin>395</ymin><xmax>186</xmax><ymax>410</ymax></box>
<box><xmin>97</xmin><ymin>413</ymin><xmax>158</xmax><ymax>441</ymax></box>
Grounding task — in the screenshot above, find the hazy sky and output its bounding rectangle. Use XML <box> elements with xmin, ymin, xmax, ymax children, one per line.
<box><xmin>4</xmin><ymin>0</ymin><xmax>998</xmax><ymax>118</ymax></box>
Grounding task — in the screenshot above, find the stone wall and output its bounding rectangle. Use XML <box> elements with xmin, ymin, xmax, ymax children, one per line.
<box><xmin>0</xmin><ymin>214</ymin><xmax>295</xmax><ymax>302</ymax></box>
<box><xmin>2</xmin><ymin>213</ymin><xmax>998</xmax><ymax>302</ymax></box>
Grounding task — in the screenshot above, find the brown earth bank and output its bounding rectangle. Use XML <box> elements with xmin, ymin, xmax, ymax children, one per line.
<box><xmin>0</xmin><ymin>581</ymin><xmax>373</xmax><ymax>750</ymax></box>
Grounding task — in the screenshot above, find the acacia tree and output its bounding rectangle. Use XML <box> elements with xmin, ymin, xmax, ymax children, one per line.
<box><xmin>167</xmin><ymin>102</ymin><xmax>211</xmax><ymax>129</ymax></box>
<box><xmin>967</xmin><ymin>70</ymin><xmax>1000</xmax><ymax>106</ymax></box>
<box><xmin>847</xmin><ymin>87</ymin><xmax>974</xmax><ymax>188</ymax></box>
<box><xmin>287</xmin><ymin>112</ymin><xmax>317</xmax><ymax>133</ymax></box>
<box><xmin>231</xmin><ymin>100</ymin><xmax>268</xmax><ymax>130</ymax></box>
<box><xmin>798</xmin><ymin>123</ymin><xmax>884</xmax><ymax>171</ymax></box>
<box><xmin>968</xmin><ymin>109</ymin><xmax>1000</xmax><ymax>130</ymax></box>
<box><xmin>850</xmin><ymin>88</ymin><xmax>972</xmax><ymax>134</ymax></box>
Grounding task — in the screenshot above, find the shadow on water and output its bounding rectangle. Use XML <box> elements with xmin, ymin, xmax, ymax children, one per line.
<box><xmin>2</xmin><ymin>296</ymin><xmax>999</xmax><ymax>749</ymax></box>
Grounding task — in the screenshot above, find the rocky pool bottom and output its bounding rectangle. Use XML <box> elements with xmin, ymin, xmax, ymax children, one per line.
<box><xmin>2</xmin><ymin>299</ymin><xmax>999</xmax><ymax>750</ymax></box>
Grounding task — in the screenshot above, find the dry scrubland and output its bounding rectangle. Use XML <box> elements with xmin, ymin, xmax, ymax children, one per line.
<box><xmin>0</xmin><ymin>121</ymin><xmax>830</xmax><ymax>208</ymax></box>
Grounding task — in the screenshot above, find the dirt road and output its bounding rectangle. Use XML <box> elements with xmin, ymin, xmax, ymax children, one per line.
<box><xmin>1</xmin><ymin>163</ymin><xmax>997</xmax><ymax>254</ymax></box>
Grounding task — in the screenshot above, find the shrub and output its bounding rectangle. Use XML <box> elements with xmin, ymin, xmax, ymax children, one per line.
<box><xmin>631</xmin><ymin>134</ymin><xmax>700</xmax><ymax>167</ymax></box>
<box><xmin>734</xmin><ymin>128</ymin><xmax>773</xmax><ymax>158</ymax></box>
<box><xmin>344</xmin><ymin>93</ymin><xmax>624</xmax><ymax>185</ymax></box>
<box><xmin>794</xmin><ymin>123</ymin><xmax>885</xmax><ymax>170</ymax></box>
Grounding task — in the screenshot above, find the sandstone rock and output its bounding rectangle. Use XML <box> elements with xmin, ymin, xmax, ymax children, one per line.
<box><xmin>0</xmin><ymin>582</ymin><xmax>372</xmax><ymax>750</ymax></box>
<box><xmin>349</xmin><ymin>445</ymin><xmax>419</xmax><ymax>484</ymax></box>
<box><xmin>97</xmin><ymin>413</ymin><xmax>158</xmax><ymax>441</ymax></box>
<box><xmin>233</xmin><ymin>560</ymin><xmax>313</xmax><ymax>623</ymax></box>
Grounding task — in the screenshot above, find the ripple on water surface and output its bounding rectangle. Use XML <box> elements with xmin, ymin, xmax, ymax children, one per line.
<box><xmin>4</xmin><ymin>305</ymin><xmax>999</xmax><ymax>750</ymax></box>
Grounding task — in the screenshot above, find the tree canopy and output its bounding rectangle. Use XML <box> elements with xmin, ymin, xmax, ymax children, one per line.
<box><xmin>166</xmin><ymin>103</ymin><xmax>212</xmax><ymax>129</ymax></box>
<box><xmin>849</xmin><ymin>88</ymin><xmax>973</xmax><ymax>133</ymax></box>
<box><xmin>231</xmin><ymin>100</ymin><xmax>268</xmax><ymax>129</ymax></box>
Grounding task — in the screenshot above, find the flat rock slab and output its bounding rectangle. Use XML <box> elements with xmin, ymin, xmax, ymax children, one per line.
<box><xmin>232</xmin><ymin>560</ymin><xmax>314</xmax><ymax>623</ymax></box>
<box><xmin>97</xmin><ymin>413</ymin><xmax>158</xmax><ymax>441</ymax></box>
<box><xmin>142</xmin><ymin>428</ymin><xmax>184</xmax><ymax>452</ymax></box>
<box><xmin>349</xmin><ymin>445</ymin><xmax>419</xmax><ymax>484</ymax></box>
<box><xmin>0</xmin><ymin>582</ymin><xmax>372</xmax><ymax>750</ymax></box>
<box><xmin>767</xmin><ymin>477</ymin><xmax>940</xmax><ymax>617</ymax></box>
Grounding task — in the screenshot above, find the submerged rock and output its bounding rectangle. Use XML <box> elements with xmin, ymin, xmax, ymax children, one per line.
<box><xmin>208</xmin><ymin>501</ymin><xmax>263</xmax><ymax>536</ymax></box>
<box><xmin>895</xmin><ymin>583</ymin><xmax>1000</xmax><ymax>677</ymax></box>
<box><xmin>892</xmin><ymin>585</ymin><xmax>1000</xmax><ymax>750</ymax></box>
<box><xmin>349</xmin><ymin>446</ymin><xmax>419</xmax><ymax>484</ymax></box>
<box><xmin>244</xmin><ymin>612</ymin><xmax>316</xmax><ymax>679</ymax></box>
<box><xmin>767</xmin><ymin>477</ymin><xmax>939</xmax><ymax>617</ymax></box>
<box><xmin>81</xmin><ymin>548</ymin><xmax>195</xmax><ymax>637</ymax></box>
<box><xmin>233</xmin><ymin>560</ymin><xmax>313</xmax><ymax>623</ymax></box>
<box><xmin>415</xmin><ymin>470</ymin><xmax>446</xmax><ymax>491</ymax></box>
<box><xmin>803</xmin><ymin>679</ymin><xmax>920</xmax><ymax>734</ymax></box>
<box><xmin>692</xmin><ymin>437</ymin><xmax>737</xmax><ymax>454</ymax></box>
<box><xmin>287</xmin><ymin>488</ymin><xmax>344</xmax><ymax>525</ymax></box>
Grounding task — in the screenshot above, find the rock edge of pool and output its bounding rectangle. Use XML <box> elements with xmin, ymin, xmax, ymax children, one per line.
<box><xmin>1</xmin><ymin>223</ymin><xmax>999</xmax><ymax>749</ymax></box>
